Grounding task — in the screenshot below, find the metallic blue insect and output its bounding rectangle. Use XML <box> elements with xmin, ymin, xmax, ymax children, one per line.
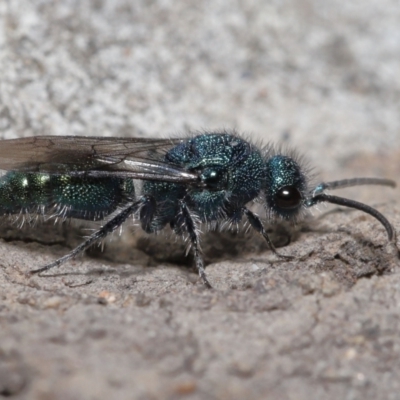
<box><xmin>0</xmin><ymin>132</ymin><xmax>396</xmax><ymax>287</ymax></box>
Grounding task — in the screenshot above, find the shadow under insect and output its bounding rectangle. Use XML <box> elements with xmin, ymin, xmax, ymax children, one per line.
<box><xmin>132</xmin><ymin>222</ymin><xmax>294</xmax><ymax>266</ymax></box>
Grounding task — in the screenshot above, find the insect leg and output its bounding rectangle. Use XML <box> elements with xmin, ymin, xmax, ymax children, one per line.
<box><xmin>178</xmin><ymin>199</ymin><xmax>212</xmax><ymax>288</ymax></box>
<box><xmin>139</xmin><ymin>195</ymin><xmax>158</xmax><ymax>233</ymax></box>
<box><xmin>30</xmin><ymin>198</ymin><xmax>146</xmax><ymax>275</ymax></box>
<box><xmin>243</xmin><ymin>207</ymin><xmax>293</xmax><ymax>259</ymax></box>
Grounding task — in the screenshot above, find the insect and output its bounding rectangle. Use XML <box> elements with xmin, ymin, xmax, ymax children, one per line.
<box><xmin>0</xmin><ymin>132</ymin><xmax>396</xmax><ymax>288</ymax></box>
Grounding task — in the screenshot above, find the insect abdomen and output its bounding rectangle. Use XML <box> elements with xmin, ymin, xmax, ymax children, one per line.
<box><xmin>0</xmin><ymin>172</ymin><xmax>135</xmax><ymax>220</ymax></box>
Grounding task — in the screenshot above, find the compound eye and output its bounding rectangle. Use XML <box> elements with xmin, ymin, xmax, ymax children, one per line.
<box><xmin>275</xmin><ymin>185</ymin><xmax>302</xmax><ymax>209</ymax></box>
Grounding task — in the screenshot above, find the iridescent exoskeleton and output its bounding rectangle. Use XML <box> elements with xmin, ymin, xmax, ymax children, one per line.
<box><xmin>0</xmin><ymin>132</ymin><xmax>396</xmax><ymax>287</ymax></box>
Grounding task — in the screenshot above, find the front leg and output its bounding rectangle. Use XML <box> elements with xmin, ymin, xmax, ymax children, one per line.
<box><xmin>177</xmin><ymin>199</ymin><xmax>212</xmax><ymax>288</ymax></box>
<box><xmin>243</xmin><ymin>207</ymin><xmax>293</xmax><ymax>260</ymax></box>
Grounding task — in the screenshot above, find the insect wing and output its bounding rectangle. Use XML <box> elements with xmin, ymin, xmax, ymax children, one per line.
<box><xmin>0</xmin><ymin>136</ymin><xmax>199</xmax><ymax>183</ymax></box>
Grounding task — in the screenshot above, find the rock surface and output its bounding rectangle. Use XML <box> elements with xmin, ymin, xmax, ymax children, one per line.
<box><xmin>0</xmin><ymin>1</ymin><xmax>400</xmax><ymax>399</ymax></box>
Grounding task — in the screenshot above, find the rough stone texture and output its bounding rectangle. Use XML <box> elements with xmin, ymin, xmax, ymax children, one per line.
<box><xmin>0</xmin><ymin>1</ymin><xmax>400</xmax><ymax>399</ymax></box>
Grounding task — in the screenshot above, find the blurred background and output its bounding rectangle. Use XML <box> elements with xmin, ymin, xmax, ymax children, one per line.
<box><xmin>1</xmin><ymin>0</ymin><xmax>399</xmax><ymax>178</ymax></box>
